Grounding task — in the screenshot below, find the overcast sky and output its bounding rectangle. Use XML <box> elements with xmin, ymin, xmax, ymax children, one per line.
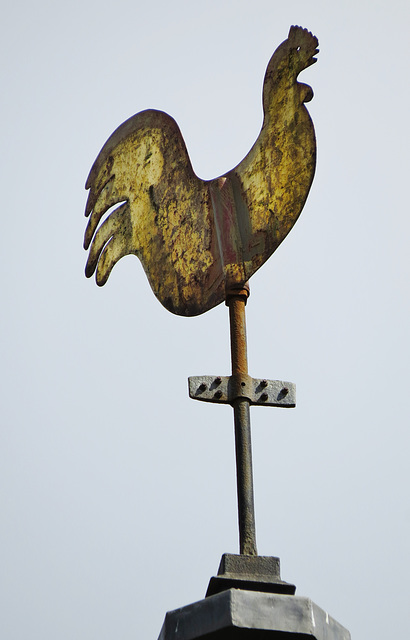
<box><xmin>2</xmin><ymin>1</ymin><xmax>409</xmax><ymax>639</ymax></box>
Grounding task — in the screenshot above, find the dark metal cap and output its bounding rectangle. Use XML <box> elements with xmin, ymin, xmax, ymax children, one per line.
<box><xmin>206</xmin><ymin>554</ymin><xmax>296</xmax><ymax>597</ymax></box>
<box><xmin>158</xmin><ymin>589</ymin><xmax>351</xmax><ymax>640</ymax></box>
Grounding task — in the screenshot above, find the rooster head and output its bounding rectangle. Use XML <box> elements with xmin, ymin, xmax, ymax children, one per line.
<box><xmin>263</xmin><ymin>26</ymin><xmax>319</xmax><ymax>113</ymax></box>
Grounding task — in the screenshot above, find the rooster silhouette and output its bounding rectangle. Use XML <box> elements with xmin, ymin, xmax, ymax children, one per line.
<box><xmin>84</xmin><ymin>26</ymin><xmax>318</xmax><ymax>316</ymax></box>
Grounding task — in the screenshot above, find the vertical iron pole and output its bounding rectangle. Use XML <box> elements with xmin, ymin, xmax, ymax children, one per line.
<box><xmin>226</xmin><ymin>284</ymin><xmax>257</xmax><ymax>556</ymax></box>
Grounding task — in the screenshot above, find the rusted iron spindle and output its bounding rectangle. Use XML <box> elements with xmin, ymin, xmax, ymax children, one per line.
<box><xmin>226</xmin><ymin>284</ymin><xmax>257</xmax><ymax>556</ymax></box>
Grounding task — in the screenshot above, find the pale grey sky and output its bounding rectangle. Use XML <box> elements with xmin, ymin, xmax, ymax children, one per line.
<box><xmin>1</xmin><ymin>1</ymin><xmax>409</xmax><ymax>639</ymax></box>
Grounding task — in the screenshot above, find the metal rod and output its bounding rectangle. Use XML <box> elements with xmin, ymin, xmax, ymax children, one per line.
<box><xmin>226</xmin><ymin>284</ymin><xmax>257</xmax><ymax>556</ymax></box>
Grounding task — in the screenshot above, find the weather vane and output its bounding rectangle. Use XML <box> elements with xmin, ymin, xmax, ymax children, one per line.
<box><xmin>84</xmin><ymin>26</ymin><xmax>319</xmax><ymax>595</ymax></box>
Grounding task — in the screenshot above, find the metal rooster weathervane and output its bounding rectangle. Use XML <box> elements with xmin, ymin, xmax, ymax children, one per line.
<box><xmin>84</xmin><ymin>25</ymin><xmax>318</xmax><ymax>580</ymax></box>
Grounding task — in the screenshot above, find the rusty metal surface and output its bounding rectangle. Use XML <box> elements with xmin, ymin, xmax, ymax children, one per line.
<box><xmin>188</xmin><ymin>375</ymin><xmax>295</xmax><ymax>407</ymax></box>
<box><xmin>227</xmin><ymin>285</ymin><xmax>250</xmax><ymax>375</ymax></box>
<box><xmin>84</xmin><ymin>26</ymin><xmax>318</xmax><ymax>316</ymax></box>
<box><xmin>225</xmin><ymin>289</ymin><xmax>257</xmax><ymax>556</ymax></box>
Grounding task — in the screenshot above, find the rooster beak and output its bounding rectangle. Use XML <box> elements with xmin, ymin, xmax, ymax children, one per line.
<box><xmin>307</xmin><ymin>49</ymin><xmax>319</xmax><ymax>68</ymax></box>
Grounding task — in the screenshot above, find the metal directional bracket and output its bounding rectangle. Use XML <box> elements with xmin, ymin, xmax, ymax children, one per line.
<box><xmin>188</xmin><ymin>374</ymin><xmax>295</xmax><ymax>408</ymax></box>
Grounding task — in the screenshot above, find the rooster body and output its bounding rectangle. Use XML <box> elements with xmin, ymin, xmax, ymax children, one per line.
<box><xmin>84</xmin><ymin>26</ymin><xmax>318</xmax><ymax>316</ymax></box>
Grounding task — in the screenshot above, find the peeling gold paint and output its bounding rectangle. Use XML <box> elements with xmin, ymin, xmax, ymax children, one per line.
<box><xmin>84</xmin><ymin>26</ymin><xmax>318</xmax><ymax>316</ymax></box>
